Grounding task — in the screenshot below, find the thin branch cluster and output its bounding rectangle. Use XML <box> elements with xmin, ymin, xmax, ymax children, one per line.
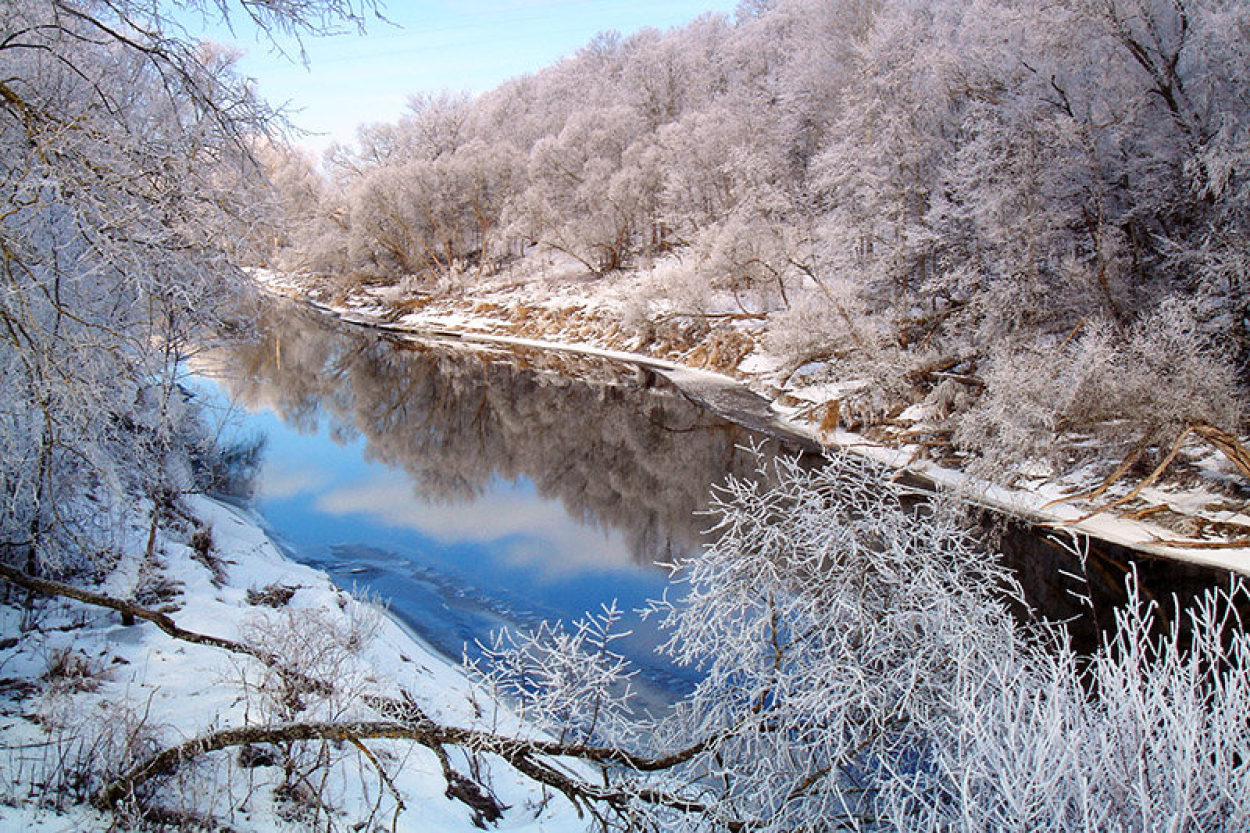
<box><xmin>0</xmin><ymin>0</ymin><xmax>375</xmax><ymax>574</ymax></box>
<box><xmin>468</xmin><ymin>450</ymin><xmax>1250</xmax><ymax>831</ymax></box>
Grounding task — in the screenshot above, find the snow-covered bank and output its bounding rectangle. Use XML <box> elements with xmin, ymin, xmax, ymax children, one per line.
<box><xmin>255</xmin><ymin>270</ymin><xmax>1250</xmax><ymax>578</ymax></box>
<box><xmin>0</xmin><ymin>493</ymin><xmax>584</xmax><ymax>831</ymax></box>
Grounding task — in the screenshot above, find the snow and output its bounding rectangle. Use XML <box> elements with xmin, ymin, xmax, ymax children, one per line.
<box><xmin>396</xmin><ymin>321</ymin><xmax>684</xmax><ymax>374</ymax></box>
<box><xmin>897</xmin><ymin>401</ymin><xmax>940</xmax><ymax>424</ymax></box>
<box><xmin>0</xmin><ymin>494</ymin><xmax>587</xmax><ymax>831</ymax></box>
<box><xmin>737</xmin><ymin>350</ymin><xmax>785</xmax><ymax>375</ymax></box>
<box><xmin>830</xmin><ymin>429</ymin><xmax>1250</xmax><ymax>577</ymax></box>
<box><xmin>399</xmin><ymin>311</ymin><xmax>478</xmax><ymax>331</ymax></box>
<box><xmin>783</xmin><ymin>379</ymin><xmax>871</xmax><ymax>405</ymax></box>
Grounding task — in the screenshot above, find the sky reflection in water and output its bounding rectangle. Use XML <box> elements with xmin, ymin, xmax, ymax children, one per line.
<box><xmin>196</xmin><ymin>308</ymin><xmax>795</xmax><ymax>702</ymax></box>
<box><xmin>222</xmin><ymin>390</ymin><xmax>687</xmax><ymax>697</ymax></box>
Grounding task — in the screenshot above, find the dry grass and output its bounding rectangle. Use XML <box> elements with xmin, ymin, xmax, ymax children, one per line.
<box><xmin>684</xmin><ymin>327</ymin><xmax>756</xmax><ymax>372</ymax></box>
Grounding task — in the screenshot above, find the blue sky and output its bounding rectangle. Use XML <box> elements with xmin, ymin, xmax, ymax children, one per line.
<box><xmin>199</xmin><ymin>1</ymin><xmax>739</xmax><ymax>155</ymax></box>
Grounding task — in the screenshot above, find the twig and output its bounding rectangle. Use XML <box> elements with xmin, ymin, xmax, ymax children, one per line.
<box><xmin>1041</xmin><ymin>429</ymin><xmax>1157</xmax><ymax>511</ymax></box>
<box><xmin>95</xmin><ymin>719</ymin><xmax>718</xmax><ymax>821</ymax></box>
<box><xmin>1071</xmin><ymin>427</ymin><xmax>1192</xmax><ymax>523</ymax></box>
<box><xmin>1192</xmin><ymin>423</ymin><xmax>1250</xmax><ymax>481</ymax></box>
<box><xmin>1056</xmin><ymin>317</ymin><xmax>1088</xmax><ymax>351</ymax></box>
<box><xmin>0</xmin><ymin>561</ymin><xmax>261</xmax><ymax>659</ymax></box>
<box><xmin>1124</xmin><ymin>505</ymin><xmax>1169</xmax><ymax>521</ymax></box>
<box><xmin>1073</xmin><ymin>422</ymin><xmax>1250</xmax><ymax>524</ymax></box>
<box><xmin>347</xmin><ymin>737</ymin><xmax>406</xmax><ymax>831</ymax></box>
<box><xmin>651</xmin><ymin>311</ymin><xmax>767</xmax><ymax>324</ymax></box>
<box><xmin>1148</xmin><ymin>538</ymin><xmax>1250</xmax><ymax>550</ymax></box>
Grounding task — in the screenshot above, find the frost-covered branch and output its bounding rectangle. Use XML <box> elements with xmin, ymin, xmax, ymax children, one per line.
<box><xmin>11</xmin><ymin>447</ymin><xmax>1250</xmax><ymax>829</ymax></box>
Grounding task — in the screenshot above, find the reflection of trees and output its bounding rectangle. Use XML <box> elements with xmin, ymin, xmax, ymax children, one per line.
<box><xmin>212</xmin><ymin>302</ymin><xmax>1242</xmax><ymax>636</ymax></box>
<box><xmin>217</xmin><ymin>301</ymin><xmax>793</xmax><ymax>564</ymax></box>
<box><xmin>995</xmin><ymin>524</ymin><xmax>1248</xmax><ymax>657</ymax></box>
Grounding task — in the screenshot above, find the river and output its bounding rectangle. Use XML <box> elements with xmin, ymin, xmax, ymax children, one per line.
<box><xmin>196</xmin><ymin>300</ymin><xmax>1244</xmax><ymax>704</ymax></box>
<box><xmin>195</xmin><ymin>301</ymin><xmax>811</xmax><ymax>706</ymax></box>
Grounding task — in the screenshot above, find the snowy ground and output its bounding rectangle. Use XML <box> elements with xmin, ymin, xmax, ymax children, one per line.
<box><xmin>255</xmin><ymin>265</ymin><xmax>1250</xmax><ymax>578</ymax></box>
<box><xmin>0</xmin><ymin>494</ymin><xmax>586</xmax><ymax>831</ymax></box>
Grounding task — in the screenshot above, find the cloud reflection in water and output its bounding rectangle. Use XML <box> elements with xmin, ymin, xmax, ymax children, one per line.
<box><xmin>314</xmin><ymin>469</ymin><xmax>638</xmax><ymax>579</ymax></box>
<box><xmin>203</xmin><ymin>300</ymin><xmax>802</xmax><ymax>702</ymax></box>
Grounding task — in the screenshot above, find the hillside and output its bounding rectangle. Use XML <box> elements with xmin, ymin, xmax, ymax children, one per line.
<box><xmin>258</xmin><ymin>0</ymin><xmax>1250</xmax><ymax>562</ymax></box>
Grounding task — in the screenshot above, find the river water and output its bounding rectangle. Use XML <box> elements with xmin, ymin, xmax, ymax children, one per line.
<box><xmin>198</xmin><ymin>301</ymin><xmax>1243</xmax><ymax>703</ymax></box>
<box><xmin>197</xmin><ymin>301</ymin><xmax>807</xmax><ymax>705</ymax></box>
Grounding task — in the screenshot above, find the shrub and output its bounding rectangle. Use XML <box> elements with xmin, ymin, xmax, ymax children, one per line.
<box><xmin>956</xmin><ymin>299</ymin><xmax>1245</xmax><ymax>482</ymax></box>
<box><xmin>34</xmin><ymin>693</ymin><xmax>165</xmax><ymax>808</ymax></box>
<box><xmin>476</xmin><ymin>449</ymin><xmax>1250</xmax><ymax>830</ymax></box>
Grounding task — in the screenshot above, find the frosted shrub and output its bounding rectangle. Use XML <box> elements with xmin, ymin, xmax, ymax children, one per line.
<box><xmin>886</xmin><ymin>570</ymin><xmax>1250</xmax><ymax>832</ymax></box>
<box><xmin>646</xmin><ymin>255</ymin><xmax>716</xmax><ymax>317</ymax></box>
<box><xmin>470</xmin><ymin>602</ymin><xmax>640</xmax><ymax>748</ymax></box>
<box><xmin>1120</xmin><ymin>298</ymin><xmax>1243</xmax><ymax>433</ymax></box>
<box><xmin>644</xmin><ymin>451</ymin><xmax>1031</xmax><ymax>831</ymax></box>
<box><xmin>236</xmin><ymin>604</ymin><xmax>382</xmax><ymax>725</ymax></box>
<box><xmin>764</xmin><ymin>281</ymin><xmax>876</xmax><ymax>366</ymax></box>
<box><xmin>956</xmin><ymin>300</ymin><xmax>1245</xmax><ymax>483</ymax></box>
<box><xmin>955</xmin><ymin>322</ymin><xmax>1122</xmax><ymax>481</ymax></box>
<box><xmin>34</xmin><ymin>694</ymin><xmax>166</xmax><ymax>808</ymax></box>
<box><xmin>230</xmin><ymin>603</ymin><xmax>387</xmax><ymax>824</ymax></box>
<box><xmin>472</xmin><ymin>449</ymin><xmax>1250</xmax><ymax>830</ymax></box>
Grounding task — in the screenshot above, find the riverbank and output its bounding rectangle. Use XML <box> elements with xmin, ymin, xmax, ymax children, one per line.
<box><xmin>256</xmin><ymin>269</ymin><xmax>1250</xmax><ymax>578</ymax></box>
<box><xmin>0</xmin><ymin>492</ymin><xmax>584</xmax><ymax>831</ymax></box>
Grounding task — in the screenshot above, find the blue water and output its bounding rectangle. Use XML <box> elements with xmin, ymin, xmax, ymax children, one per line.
<box><xmin>190</xmin><ymin>308</ymin><xmax>790</xmax><ymax>704</ymax></box>
<box><xmin>237</xmin><ymin>401</ymin><xmax>685</xmax><ymax>694</ymax></box>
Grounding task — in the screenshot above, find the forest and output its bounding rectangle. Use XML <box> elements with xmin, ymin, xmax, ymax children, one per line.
<box><xmin>2</xmin><ymin>0</ymin><xmax>1250</xmax><ymax>830</ymax></box>
<box><xmin>265</xmin><ymin>0</ymin><xmax>1250</xmax><ymax>489</ymax></box>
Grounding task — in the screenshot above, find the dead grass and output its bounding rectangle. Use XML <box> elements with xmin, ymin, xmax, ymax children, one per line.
<box><xmin>43</xmin><ymin>647</ymin><xmax>104</xmax><ymax>693</ymax></box>
<box><xmin>684</xmin><ymin>327</ymin><xmax>756</xmax><ymax>372</ymax></box>
<box><xmin>246</xmin><ymin>583</ymin><xmax>299</xmax><ymax>608</ymax></box>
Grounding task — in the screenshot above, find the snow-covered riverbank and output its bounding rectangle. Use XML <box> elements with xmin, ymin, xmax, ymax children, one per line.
<box><xmin>0</xmin><ymin>493</ymin><xmax>584</xmax><ymax>831</ymax></box>
<box><xmin>257</xmin><ymin>270</ymin><xmax>1250</xmax><ymax>578</ymax></box>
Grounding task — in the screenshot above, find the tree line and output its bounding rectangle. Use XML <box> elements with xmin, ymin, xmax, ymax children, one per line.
<box><xmin>266</xmin><ymin>0</ymin><xmax>1249</xmax><ymax>481</ymax></box>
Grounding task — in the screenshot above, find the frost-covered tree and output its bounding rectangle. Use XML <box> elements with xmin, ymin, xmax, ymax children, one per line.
<box><xmin>465</xmin><ymin>451</ymin><xmax>1250</xmax><ymax>830</ymax></box>
<box><xmin>510</xmin><ymin>105</ymin><xmax>651</xmax><ymax>274</ymax></box>
<box><xmin>257</xmin><ymin>139</ymin><xmax>355</xmax><ymax>277</ymax></box>
<box><xmin>812</xmin><ymin>0</ymin><xmax>964</xmax><ymax>312</ymax></box>
<box><xmin>0</xmin><ymin>0</ymin><xmax>379</xmax><ymax>573</ymax></box>
<box><xmin>270</xmin><ymin>0</ymin><xmax>1249</xmax><ymax>473</ymax></box>
<box><xmin>338</xmin><ymin>137</ymin><xmax>519</xmax><ymax>281</ymax></box>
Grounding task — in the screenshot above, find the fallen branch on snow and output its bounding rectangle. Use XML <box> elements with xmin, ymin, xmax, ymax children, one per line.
<box><xmin>0</xmin><ymin>557</ymin><xmax>725</xmax><ymax>827</ymax></box>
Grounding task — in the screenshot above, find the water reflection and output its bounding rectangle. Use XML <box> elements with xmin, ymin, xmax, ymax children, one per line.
<box><xmin>201</xmin><ymin>301</ymin><xmax>801</xmax><ymax>702</ymax></box>
<box><xmin>217</xmin><ymin>302</ymin><xmax>787</xmax><ymax>567</ymax></box>
<box><xmin>202</xmin><ymin>300</ymin><xmax>1244</xmax><ymax>697</ymax></box>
